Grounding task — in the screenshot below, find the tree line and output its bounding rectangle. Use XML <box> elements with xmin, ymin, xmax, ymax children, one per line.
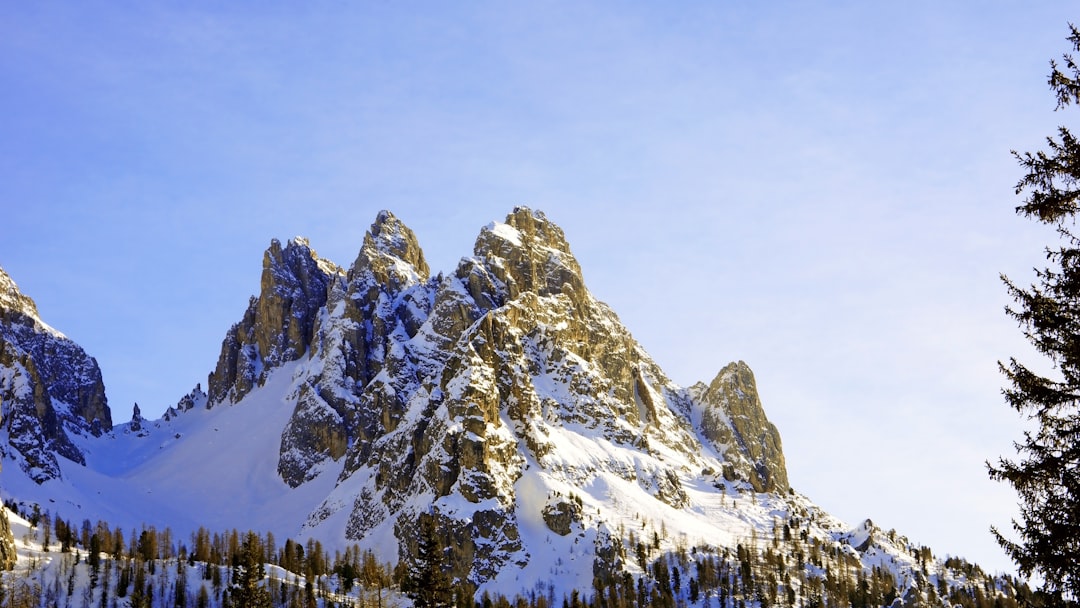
<box><xmin>1</xmin><ymin>499</ymin><xmax>394</xmax><ymax>608</ymax></box>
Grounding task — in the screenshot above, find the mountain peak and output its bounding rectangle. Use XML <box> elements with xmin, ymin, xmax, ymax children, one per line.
<box><xmin>0</xmin><ymin>265</ymin><xmax>65</xmax><ymax>340</ymax></box>
<box><xmin>469</xmin><ymin>207</ymin><xmax>584</xmax><ymax>305</ymax></box>
<box><xmin>349</xmin><ymin>210</ymin><xmax>430</xmax><ymax>286</ymax></box>
<box><xmin>0</xmin><ymin>266</ymin><xmax>39</xmax><ymax>320</ymax></box>
<box><xmin>697</xmin><ymin>361</ymin><xmax>789</xmax><ymax>493</ymax></box>
<box><xmin>206</xmin><ymin>236</ymin><xmax>341</xmax><ymax>406</ymax></box>
<box><xmin>480</xmin><ymin>206</ymin><xmax>574</xmax><ymax>256</ymax></box>
<box><xmin>0</xmin><ymin>265</ymin><xmax>112</xmax><ymax>483</ymax></box>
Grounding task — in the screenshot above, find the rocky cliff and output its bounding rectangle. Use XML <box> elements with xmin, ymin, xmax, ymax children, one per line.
<box><xmin>0</xmin><ymin>266</ymin><xmax>112</xmax><ymax>483</ymax></box>
<box><xmin>206</xmin><ymin>238</ymin><xmax>343</xmax><ymax>406</ymax></box>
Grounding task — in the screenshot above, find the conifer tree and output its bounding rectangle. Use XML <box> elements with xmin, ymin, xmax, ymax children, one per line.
<box><xmin>408</xmin><ymin>512</ymin><xmax>453</xmax><ymax>608</ymax></box>
<box><xmin>991</xmin><ymin>23</ymin><xmax>1080</xmax><ymax>608</ymax></box>
<box><xmin>231</xmin><ymin>531</ymin><xmax>271</xmax><ymax>608</ymax></box>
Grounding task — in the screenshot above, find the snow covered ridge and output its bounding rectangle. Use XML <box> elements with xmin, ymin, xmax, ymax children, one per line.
<box><xmin>0</xmin><ymin>208</ymin><xmax>1025</xmax><ymax>603</ymax></box>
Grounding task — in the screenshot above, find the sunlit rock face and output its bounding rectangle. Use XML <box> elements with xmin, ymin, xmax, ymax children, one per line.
<box><xmin>692</xmin><ymin>361</ymin><xmax>789</xmax><ymax>493</ymax></box>
<box><xmin>206</xmin><ymin>237</ymin><xmax>343</xmax><ymax>407</ymax></box>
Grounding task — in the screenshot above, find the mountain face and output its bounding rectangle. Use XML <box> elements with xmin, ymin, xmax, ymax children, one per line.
<box><xmin>0</xmin><ymin>266</ymin><xmax>112</xmax><ymax>483</ymax></box>
<box><xmin>184</xmin><ymin>208</ymin><xmax>792</xmax><ymax>586</ymax></box>
<box><xmin>0</xmin><ymin>208</ymin><xmax>1012</xmax><ymax>601</ymax></box>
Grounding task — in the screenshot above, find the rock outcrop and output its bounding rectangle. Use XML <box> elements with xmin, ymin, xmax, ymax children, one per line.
<box><xmin>0</xmin><ymin>265</ymin><xmax>112</xmax><ymax>483</ymax></box>
<box><xmin>692</xmin><ymin>361</ymin><xmax>789</xmax><ymax>493</ymax></box>
<box><xmin>164</xmin><ymin>384</ymin><xmax>208</xmax><ymax>420</ymax></box>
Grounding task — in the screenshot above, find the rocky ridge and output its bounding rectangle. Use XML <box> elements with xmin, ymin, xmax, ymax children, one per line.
<box><xmin>0</xmin><ymin>266</ymin><xmax>112</xmax><ymax>483</ymax></box>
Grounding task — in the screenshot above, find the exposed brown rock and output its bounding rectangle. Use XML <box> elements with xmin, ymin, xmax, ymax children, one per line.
<box><xmin>206</xmin><ymin>238</ymin><xmax>341</xmax><ymax>405</ymax></box>
<box><xmin>696</xmin><ymin>361</ymin><xmax>789</xmax><ymax>493</ymax></box>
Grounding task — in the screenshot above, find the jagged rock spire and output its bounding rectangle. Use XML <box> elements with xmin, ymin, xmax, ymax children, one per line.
<box><xmin>206</xmin><ymin>237</ymin><xmax>343</xmax><ymax>406</ymax></box>
<box><xmin>349</xmin><ymin>210</ymin><xmax>430</xmax><ymax>285</ymax></box>
<box><xmin>278</xmin><ymin>211</ymin><xmax>434</xmax><ymax>488</ymax></box>
<box><xmin>130</xmin><ymin>403</ymin><xmax>144</xmax><ymax>433</ymax></box>
<box><xmin>694</xmin><ymin>361</ymin><xmax>789</xmax><ymax>493</ymax></box>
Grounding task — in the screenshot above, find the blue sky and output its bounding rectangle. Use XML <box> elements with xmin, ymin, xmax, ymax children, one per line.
<box><xmin>1</xmin><ymin>1</ymin><xmax>1075</xmax><ymax>576</ymax></box>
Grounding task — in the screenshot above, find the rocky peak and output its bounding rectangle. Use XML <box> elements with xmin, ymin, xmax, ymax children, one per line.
<box><xmin>256</xmin><ymin>237</ymin><xmax>342</xmax><ymax>363</ymax></box>
<box><xmin>695</xmin><ymin>361</ymin><xmax>789</xmax><ymax>493</ymax></box>
<box><xmin>465</xmin><ymin>207</ymin><xmax>585</xmax><ymax>308</ymax></box>
<box><xmin>0</xmin><ymin>266</ymin><xmax>41</xmax><ymax>322</ymax></box>
<box><xmin>0</xmin><ymin>265</ymin><xmax>112</xmax><ymax>483</ymax></box>
<box><xmin>349</xmin><ymin>210</ymin><xmax>430</xmax><ymax>287</ymax></box>
<box><xmin>277</xmin><ymin>212</ymin><xmax>434</xmax><ymax>488</ymax></box>
<box><xmin>206</xmin><ymin>238</ymin><xmax>342</xmax><ymax>406</ymax></box>
<box><xmin>129</xmin><ymin>403</ymin><xmax>145</xmax><ymax>433</ymax></box>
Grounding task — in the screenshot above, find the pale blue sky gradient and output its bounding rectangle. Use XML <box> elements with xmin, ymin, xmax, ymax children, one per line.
<box><xmin>2</xmin><ymin>1</ymin><xmax>1074</xmax><ymax>576</ymax></box>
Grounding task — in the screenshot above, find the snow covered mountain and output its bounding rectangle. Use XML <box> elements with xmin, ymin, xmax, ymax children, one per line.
<box><xmin>0</xmin><ymin>209</ymin><xmax>1020</xmax><ymax>603</ymax></box>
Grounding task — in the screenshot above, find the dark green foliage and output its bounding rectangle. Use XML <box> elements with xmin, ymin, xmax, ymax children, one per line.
<box><xmin>406</xmin><ymin>512</ymin><xmax>453</xmax><ymax>608</ymax></box>
<box><xmin>992</xmin><ymin>23</ymin><xmax>1080</xmax><ymax>608</ymax></box>
<box><xmin>231</xmin><ymin>531</ymin><xmax>271</xmax><ymax>608</ymax></box>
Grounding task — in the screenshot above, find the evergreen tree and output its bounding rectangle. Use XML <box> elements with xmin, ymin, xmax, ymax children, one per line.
<box><xmin>991</xmin><ymin>23</ymin><xmax>1080</xmax><ymax>608</ymax></box>
<box><xmin>196</xmin><ymin>585</ymin><xmax>211</xmax><ymax>608</ymax></box>
<box><xmin>407</xmin><ymin>512</ymin><xmax>453</xmax><ymax>608</ymax></box>
<box><xmin>231</xmin><ymin>531</ymin><xmax>272</xmax><ymax>608</ymax></box>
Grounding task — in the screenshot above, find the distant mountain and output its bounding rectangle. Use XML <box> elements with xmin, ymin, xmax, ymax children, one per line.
<box><xmin>0</xmin><ymin>209</ymin><xmax>1020</xmax><ymax>603</ymax></box>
